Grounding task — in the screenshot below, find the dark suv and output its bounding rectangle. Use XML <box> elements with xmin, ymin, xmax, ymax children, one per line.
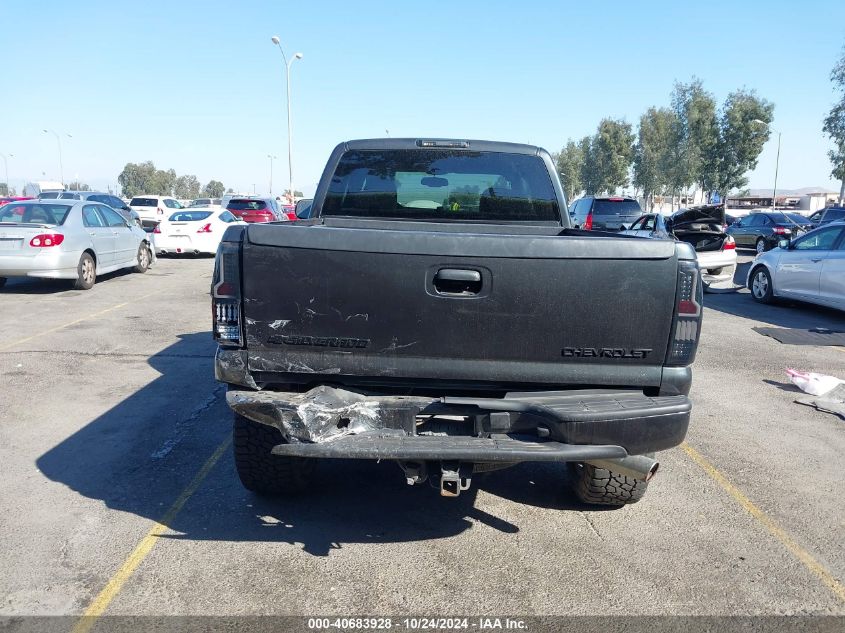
<box><xmin>807</xmin><ymin>206</ymin><xmax>845</xmax><ymax>228</ymax></box>
<box><xmin>726</xmin><ymin>211</ymin><xmax>813</xmax><ymax>253</ymax></box>
<box><xmin>59</xmin><ymin>191</ymin><xmax>142</xmax><ymax>227</ymax></box>
<box><xmin>569</xmin><ymin>196</ymin><xmax>643</xmax><ymax>230</ymax></box>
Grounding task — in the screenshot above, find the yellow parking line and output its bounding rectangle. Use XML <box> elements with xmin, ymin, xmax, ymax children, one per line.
<box><xmin>681</xmin><ymin>442</ymin><xmax>845</xmax><ymax>604</ymax></box>
<box><xmin>0</xmin><ymin>290</ymin><xmax>161</xmax><ymax>353</ymax></box>
<box><xmin>71</xmin><ymin>437</ymin><xmax>231</xmax><ymax>633</ymax></box>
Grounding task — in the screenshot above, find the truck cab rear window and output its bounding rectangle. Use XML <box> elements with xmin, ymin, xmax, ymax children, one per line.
<box><xmin>323</xmin><ymin>149</ymin><xmax>560</xmax><ymax>222</ymax></box>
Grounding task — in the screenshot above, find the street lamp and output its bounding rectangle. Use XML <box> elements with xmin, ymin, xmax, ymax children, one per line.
<box><xmin>270</xmin><ymin>35</ymin><xmax>303</xmax><ymax>204</ymax></box>
<box><xmin>42</xmin><ymin>129</ymin><xmax>72</xmax><ymax>185</ymax></box>
<box><xmin>267</xmin><ymin>154</ymin><xmax>277</xmax><ymax>195</ymax></box>
<box><xmin>0</xmin><ymin>152</ymin><xmax>12</xmax><ymax>195</ymax></box>
<box><xmin>752</xmin><ymin>119</ymin><xmax>780</xmax><ymax>211</ymax></box>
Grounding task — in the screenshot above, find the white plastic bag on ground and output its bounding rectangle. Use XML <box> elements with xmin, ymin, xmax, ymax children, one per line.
<box><xmin>786</xmin><ymin>368</ymin><xmax>845</xmax><ymax>396</ymax></box>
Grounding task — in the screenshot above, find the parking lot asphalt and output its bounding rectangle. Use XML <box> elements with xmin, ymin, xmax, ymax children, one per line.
<box><xmin>1</xmin><ymin>251</ymin><xmax>844</xmax><ymax>619</ymax></box>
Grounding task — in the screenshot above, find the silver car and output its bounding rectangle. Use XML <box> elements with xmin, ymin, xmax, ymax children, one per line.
<box><xmin>0</xmin><ymin>200</ymin><xmax>154</xmax><ymax>290</ymax></box>
<box><xmin>747</xmin><ymin>221</ymin><xmax>845</xmax><ymax>310</ymax></box>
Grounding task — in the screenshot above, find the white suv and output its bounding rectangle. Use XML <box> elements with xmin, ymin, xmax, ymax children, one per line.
<box><xmin>129</xmin><ymin>195</ymin><xmax>184</xmax><ymax>228</ymax></box>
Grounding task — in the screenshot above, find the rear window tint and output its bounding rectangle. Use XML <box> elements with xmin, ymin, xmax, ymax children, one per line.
<box><xmin>0</xmin><ymin>203</ymin><xmax>72</xmax><ymax>225</ymax></box>
<box><xmin>323</xmin><ymin>149</ymin><xmax>560</xmax><ymax>222</ymax></box>
<box><xmin>592</xmin><ymin>199</ymin><xmax>642</xmax><ymax>216</ymax></box>
<box><xmin>825</xmin><ymin>208</ymin><xmax>845</xmax><ymax>221</ymax></box>
<box><xmin>228</xmin><ymin>199</ymin><xmax>268</xmax><ymax>211</ymax></box>
<box><xmin>130</xmin><ymin>197</ymin><xmax>158</xmax><ymax>207</ymax></box>
<box><xmin>168</xmin><ymin>211</ymin><xmax>213</xmax><ymax>222</ymax></box>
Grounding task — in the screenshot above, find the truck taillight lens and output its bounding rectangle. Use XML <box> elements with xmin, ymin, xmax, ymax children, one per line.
<box><xmin>666</xmin><ymin>260</ymin><xmax>702</xmax><ymax>366</ymax></box>
<box><xmin>197</xmin><ymin>223</ymin><xmax>212</xmax><ymax>233</ymax></box>
<box><xmin>584</xmin><ymin>212</ymin><xmax>593</xmax><ymax>230</ymax></box>
<box><xmin>212</xmin><ymin>241</ymin><xmax>242</xmax><ymax>346</ymax></box>
<box><xmin>30</xmin><ymin>233</ymin><xmax>65</xmax><ymax>247</ymax></box>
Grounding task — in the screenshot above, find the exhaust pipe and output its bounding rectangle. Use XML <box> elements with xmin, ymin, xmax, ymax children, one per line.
<box><xmin>585</xmin><ymin>455</ymin><xmax>659</xmax><ymax>482</ymax></box>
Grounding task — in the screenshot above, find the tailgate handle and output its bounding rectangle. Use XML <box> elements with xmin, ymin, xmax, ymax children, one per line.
<box><xmin>434</xmin><ymin>269</ymin><xmax>482</xmax><ymax>296</ymax></box>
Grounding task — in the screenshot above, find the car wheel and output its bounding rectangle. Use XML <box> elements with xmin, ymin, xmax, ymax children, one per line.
<box><xmin>749</xmin><ymin>266</ymin><xmax>774</xmax><ymax>304</ymax></box>
<box><xmin>73</xmin><ymin>252</ymin><xmax>96</xmax><ymax>290</ymax></box>
<box><xmin>133</xmin><ymin>243</ymin><xmax>151</xmax><ymax>273</ymax></box>
<box><xmin>571</xmin><ymin>462</ymin><xmax>648</xmax><ymax>507</ymax></box>
<box><xmin>233</xmin><ymin>413</ymin><xmax>316</xmax><ymax>495</ymax></box>
<box><xmin>755</xmin><ymin>237</ymin><xmax>768</xmax><ymax>254</ymax></box>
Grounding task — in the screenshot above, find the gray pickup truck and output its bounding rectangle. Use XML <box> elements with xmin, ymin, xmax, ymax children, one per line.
<box><xmin>213</xmin><ymin>139</ymin><xmax>702</xmax><ymax>506</ymax></box>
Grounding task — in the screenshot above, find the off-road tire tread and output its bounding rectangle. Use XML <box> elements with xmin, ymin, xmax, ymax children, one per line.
<box><xmin>574</xmin><ymin>463</ymin><xmax>648</xmax><ymax>506</ymax></box>
<box><xmin>233</xmin><ymin>413</ymin><xmax>315</xmax><ymax>494</ymax></box>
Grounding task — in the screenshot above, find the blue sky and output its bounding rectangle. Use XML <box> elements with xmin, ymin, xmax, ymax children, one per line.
<box><xmin>3</xmin><ymin>0</ymin><xmax>845</xmax><ymax>197</ymax></box>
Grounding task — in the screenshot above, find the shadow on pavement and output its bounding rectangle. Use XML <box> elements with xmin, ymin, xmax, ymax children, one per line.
<box><xmin>0</xmin><ymin>268</ymin><xmax>136</xmax><ymax>295</ymax></box>
<box><xmin>37</xmin><ymin>332</ymin><xmax>598</xmax><ymax>555</ymax></box>
<box><xmin>704</xmin><ymin>288</ymin><xmax>845</xmax><ymax>330</ymax></box>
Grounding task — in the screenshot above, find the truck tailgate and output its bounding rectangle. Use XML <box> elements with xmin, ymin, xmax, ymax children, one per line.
<box><xmin>241</xmin><ymin>223</ymin><xmax>678</xmax><ymax>389</ymax></box>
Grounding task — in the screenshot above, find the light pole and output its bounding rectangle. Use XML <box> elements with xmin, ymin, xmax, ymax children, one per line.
<box><xmin>753</xmin><ymin>119</ymin><xmax>780</xmax><ymax>211</ymax></box>
<box><xmin>0</xmin><ymin>152</ymin><xmax>12</xmax><ymax>195</ymax></box>
<box><xmin>270</xmin><ymin>35</ymin><xmax>303</xmax><ymax>204</ymax></box>
<box><xmin>43</xmin><ymin>129</ymin><xmax>71</xmax><ymax>185</ymax></box>
<box><xmin>267</xmin><ymin>154</ymin><xmax>277</xmax><ymax>195</ymax></box>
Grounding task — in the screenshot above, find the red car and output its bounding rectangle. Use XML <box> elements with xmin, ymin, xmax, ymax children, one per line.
<box><xmin>0</xmin><ymin>196</ymin><xmax>33</xmax><ymax>207</ymax></box>
<box><xmin>225</xmin><ymin>198</ymin><xmax>284</xmax><ymax>223</ymax></box>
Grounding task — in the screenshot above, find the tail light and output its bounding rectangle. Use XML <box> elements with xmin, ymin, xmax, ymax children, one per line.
<box><xmin>772</xmin><ymin>226</ymin><xmax>790</xmax><ymax>235</ymax></box>
<box><xmin>666</xmin><ymin>260</ymin><xmax>703</xmax><ymax>366</ymax></box>
<box><xmin>212</xmin><ymin>241</ymin><xmax>243</xmax><ymax>346</ymax></box>
<box><xmin>197</xmin><ymin>223</ymin><xmax>212</xmax><ymax>233</ymax></box>
<box><xmin>153</xmin><ymin>224</ymin><xmax>161</xmax><ymax>234</ymax></box>
<box><xmin>723</xmin><ymin>235</ymin><xmax>736</xmax><ymax>250</ymax></box>
<box><xmin>584</xmin><ymin>211</ymin><xmax>593</xmax><ymax>230</ymax></box>
<box><xmin>157</xmin><ymin>207</ymin><xmax>164</xmax><ymax>215</ymax></box>
<box><xmin>29</xmin><ymin>233</ymin><xmax>65</xmax><ymax>247</ymax></box>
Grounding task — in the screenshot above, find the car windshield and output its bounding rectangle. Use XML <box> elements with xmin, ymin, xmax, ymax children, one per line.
<box><xmin>592</xmin><ymin>199</ymin><xmax>642</xmax><ymax>216</ymax></box>
<box><xmin>323</xmin><ymin>149</ymin><xmax>559</xmax><ymax>222</ymax></box>
<box><xmin>825</xmin><ymin>208</ymin><xmax>845</xmax><ymax>220</ymax></box>
<box><xmin>228</xmin><ymin>200</ymin><xmax>268</xmax><ymax>211</ymax></box>
<box><xmin>769</xmin><ymin>213</ymin><xmax>813</xmax><ymax>224</ymax></box>
<box><xmin>168</xmin><ymin>211</ymin><xmax>213</xmax><ymax>222</ymax></box>
<box><xmin>0</xmin><ymin>203</ymin><xmax>72</xmax><ymax>225</ymax></box>
<box><xmin>130</xmin><ymin>197</ymin><xmax>158</xmax><ymax>206</ymax></box>
<box><xmin>189</xmin><ymin>199</ymin><xmax>211</xmax><ymax>207</ymax></box>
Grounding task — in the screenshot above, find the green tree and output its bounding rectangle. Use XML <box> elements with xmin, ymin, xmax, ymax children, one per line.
<box><xmin>554</xmin><ymin>139</ymin><xmax>583</xmax><ymax>201</ymax></box>
<box><xmin>174</xmin><ymin>174</ymin><xmax>201</xmax><ymax>200</ymax></box>
<box><xmin>203</xmin><ymin>180</ymin><xmax>225</xmax><ymax>197</ymax></box>
<box><xmin>592</xmin><ymin>118</ymin><xmax>635</xmax><ymax>194</ymax></box>
<box><xmin>579</xmin><ymin>135</ymin><xmax>600</xmax><ymax>195</ymax></box>
<box><xmin>0</xmin><ymin>183</ymin><xmax>12</xmax><ymax>196</ymax></box>
<box><xmin>712</xmin><ymin>89</ymin><xmax>774</xmax><ymax>198</ymax></box>
<box><xmin>633</xmin><ymin>107</ymin><xmax>677</xmax><ymax>210</ymax></box>
<box><xmin>118</xmin><ymin>161</ymin><xmax>158</xmax><ymax>199</ymax></box>
<box><xmin>670</xmin><ymin>79</ymin><xmax>719</xmax><ymax>198</ymax></box>
<box><xmin>151</xmin><ymin>168</ymin><xmax>177</xmax><ymax>196</ymax></box>
<box><xmin>823</xmin><ymin>44</ymin><xmax>845</xmax><ymax>203</ymax></box>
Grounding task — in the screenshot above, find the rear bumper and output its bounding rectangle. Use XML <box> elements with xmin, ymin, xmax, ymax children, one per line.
<box><xmin>225</xmin><ymin>383</ymin><xmax>691</xmax><ymax>460</ymax></box>
<box><xmin>0</xmin><ymin>250</ymin><xmax>81</xmax><ymax>279</ymax></box>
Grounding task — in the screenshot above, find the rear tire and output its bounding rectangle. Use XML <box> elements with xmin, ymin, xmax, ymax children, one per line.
<box><xmin>749</xmin><ymin>266</ymin><xmax>774</xmax><ymax>304</ymax></box>
<box><xmin>755</xmin><ymin>237</ymin><xmax>768</xmax><ymax>254</ymax></box>
<box><xmin>572</xmin><ymin>462</ymin><xmax>648</xmax><ymax>506</ymax></box>
<box><xmin>133</xmin><ymin>243</ymin><xmax>151</xmax><ymax>273</ymax></box>
<box><xmin>233</xmin><ymin>413</ymin><xmax>315</xmax><ymax>494</ymax></box>
<box><xmin>73</xmin><ymin>252</ymin><xmax>96</xmax><ymax>290</ymax></box>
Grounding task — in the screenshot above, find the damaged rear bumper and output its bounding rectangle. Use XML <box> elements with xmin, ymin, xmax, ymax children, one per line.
<box><xmin>226</xmin><ymin>383</ymin><xmax>691</xmax><ymax>459</ymax></box>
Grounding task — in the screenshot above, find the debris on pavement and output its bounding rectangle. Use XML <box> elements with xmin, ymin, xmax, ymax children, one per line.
<box><xmin>787</xmin><ymin>368</ymin><xmax>844</xmax><ymax>396</ymax></box>
<box><xmin>754</xmin><ymin>327</ymin><xmax>845</xmax><ymax>346</ymax></box>
<box><xmin>795</xmin><ymin>383</ymin><xmax>845</xmax><ymax>421</ymax></box>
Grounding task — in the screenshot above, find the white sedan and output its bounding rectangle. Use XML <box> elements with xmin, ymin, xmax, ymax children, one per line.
<box><xmin>153</xmin><ymin>208</ymin><xmax>245</xmax><ymax>256</ymax></box>
<box><xmin>747</xmin><ymin>221</ymin><xmax>845</xmax><ymax>310</ymax></box>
